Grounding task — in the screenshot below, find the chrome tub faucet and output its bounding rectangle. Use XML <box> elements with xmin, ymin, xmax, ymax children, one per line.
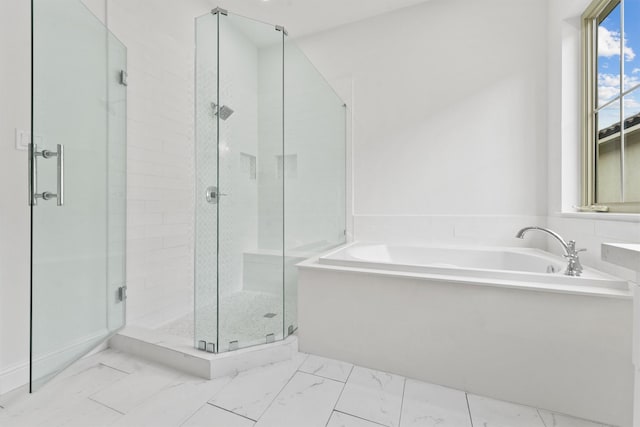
<box><xmin>515</xmin><ymin>226</ymin><xmax>586</xmax><ymax>277</ymax></box>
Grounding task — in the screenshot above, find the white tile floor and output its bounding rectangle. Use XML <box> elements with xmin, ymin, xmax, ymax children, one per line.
<box><xmin>0</xmin><ymin>350</ymin><xmax>611</xmax><ymax>427</ymax></box>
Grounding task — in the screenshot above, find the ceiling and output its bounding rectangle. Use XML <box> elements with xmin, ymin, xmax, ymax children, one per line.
<box><xmin>210</xmin><ymin>0</ymin><xmax>432</xmax><ymax>37</ymax></box>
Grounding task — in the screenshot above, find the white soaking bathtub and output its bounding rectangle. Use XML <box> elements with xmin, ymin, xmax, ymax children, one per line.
<box><xmin>318</xmin><ymin>242</ymin><xmax>629</xmax><ymax>292</ymax></box>
<box><xmin>297</xmin><ymin>242</ymin><xmax>634</xmax><ymax>426</ymax></box>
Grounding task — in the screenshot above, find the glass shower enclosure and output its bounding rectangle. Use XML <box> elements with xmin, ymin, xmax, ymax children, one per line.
<box><xmin>195</xmin><ymin>9</ymin><xmax>346</xmax><ymax>353</ymax></box>
<box><xmin>30</xmin><ymin>0</ymin><xmax>127</xmax><ymax>391</ymax></box>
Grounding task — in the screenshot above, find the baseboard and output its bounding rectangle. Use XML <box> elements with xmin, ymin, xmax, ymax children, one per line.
<box><xmin>0</xmin><ymin>329</ymin><xmax>109</xmax><ymax>395</ymax></box>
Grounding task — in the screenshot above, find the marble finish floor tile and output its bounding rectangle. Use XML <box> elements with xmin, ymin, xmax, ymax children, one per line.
<box><xmin>328</xmin><ymin>411</ymin><xmax>388</xmax><ymax>427</ymax></box>
<box><xmin>467</xmin><ymin>394</ymin><xmax>545</xmax><ymax>427</ymax></box>
<box><xmin>181</xmin><ymin>404</ymin><xmax>255</xmax><ymax>427</ymax></box>
<box><xmin>110</xmin><ymin>375</ymin><xmax>232</xmax><ymax>427</ymax></box>
<box><xmin>255</xmin><ymin>371</ymin><xmax>344</xmax><ymax>427</ymax></box>
<box><xmin>89</xmin><ymin>361</ymin><xmax>183</xmax><ymax>414</ymax></box>
<box><xmin>0</xmin><ymin>349</ymin><xmax>614</xmax><ymax>427</ymax></box>
<box><xmin>299</xmin><ymin>354</ymin><xmax>354</xmax><ymax>382</ymax></box>
<box><xmin>537</xmin><ymin>409</ymin><xmax>607</xmax><ymax>427</ymax></box>
<box><xmin>335</xmin><ymin>366</ymin><xmax>406</xmax><ymax>427</ymax></box>
<box><xmin>32</xmin><ymin>397</ymin><xmax>122</xmax><ymax>427</ymax></box>
<box><xmin>208</xmin><ymin>352</ymin><xmax>308</xmax><ymax>421</ymax></box>
<box><xmin>0</xmin><ymin>364</ymin><xmax>127</xmax><ymax>426</ymax></box>
<box><xmin>400</xmin><ymin>379</ymin><xmax>471</xmax><ymax>427</ymax></box>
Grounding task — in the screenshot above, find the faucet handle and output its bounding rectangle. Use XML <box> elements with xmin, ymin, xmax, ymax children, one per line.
<box><xmin>566</xmin><ymin>240</ymin><xmax>586</xmax><ymax>255</ymax></box>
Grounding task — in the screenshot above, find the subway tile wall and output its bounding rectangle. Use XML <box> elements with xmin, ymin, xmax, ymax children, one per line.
<box><xmin>109</xmin><ymin>0</ymin><xmax>212</xmax><ymax>327</ymax></box>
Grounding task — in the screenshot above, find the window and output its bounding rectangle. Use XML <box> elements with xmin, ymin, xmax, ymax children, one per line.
<box><xmin>583</xmin><ymin>0</ymin><xmax>640</xmax><ymax>212</ymax></box>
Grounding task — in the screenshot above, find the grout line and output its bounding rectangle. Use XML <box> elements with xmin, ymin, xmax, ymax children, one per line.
<box><xmin>298</xmin><ymin>367</ymin><xmax>352</xmax><ymax>384</ymax></box>
<box><xmin>249</xmin><ymin>363</ymin><xmax>303</xmax><ymax>422</ymax></box>
<box><xmin>465</xmin><ymin>393</ymin><xmax>474</xmax><ymax>427</ymax></box>
<box><xmin>98</xmin><ymin>362</ymin><xmax>132</xmax><ymax>376</ymax></box>
<box><xmin>397</xmin><ymin>377</ymin><xmax>407</xmax><ymax>427</ymax></box>
<box><xmin>324</xmin><ymin>364</ymin><xmax>355</xmax><ymax>427</ymax></box>
<box><xmin>177</xmin><ymin>400</ymin><xmax>214</xmax><ymax>427</ymax></box>
<box><xmin>206</xmin><ymin>403</ymin><xmax>258</xmax><ymax>422</ymax></box>
<box><xmin>537</xmin><ymin>409</ymin><xmax>548</xmax><ymax>427</ymax></box>
<box><xmin>87</xmin><ymin>397</ymin><xmax>126</xmax><ymax>415</ymax></box>
<box><xmin>332</xmin><ymin>410</ymin><xmax>389</xmax><ymax>427</ymax></box>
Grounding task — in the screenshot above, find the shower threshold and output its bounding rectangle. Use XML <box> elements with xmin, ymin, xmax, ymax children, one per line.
<box><xmin>109</xmin><ymin>326</ymin><xmax>298</xmax><ymax>379</ymax></box>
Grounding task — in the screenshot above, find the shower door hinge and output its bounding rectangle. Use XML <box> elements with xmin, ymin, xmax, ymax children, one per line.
<box><xmin>211</xmin><ymin>7</ymin><xmax>228</xmax><ymax>15</ymax></box>
<box><xmin>117</xmin><ymin>286</ymin><xmax>127</xmax><ymax>302</ymax></box>
<box><xmin>119</xmin><ymin>70</ymin><xmax>128</xmax><ymax>86</ymax></box>
<box><xmin>275</xmin><ymin>25</ymin><xmax>288</xmax><ymax>36</ymax></box>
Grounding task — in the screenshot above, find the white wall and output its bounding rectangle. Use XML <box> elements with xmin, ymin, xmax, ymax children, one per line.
<box><xmin>0</xmin><ymin>0</ymin><xmax>32</xmax><ymax>396</ymax></box>
<box><xmin>546</xmin><ymin>0</ymin><xmax>640</xmax><ymax>281</ymax></box>
<box><xmin>295</xmin><ymin>0</ymin><xmax>550</xmax><ymax>247</ymax></box>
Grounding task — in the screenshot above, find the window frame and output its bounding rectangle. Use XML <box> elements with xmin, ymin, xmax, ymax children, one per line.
<box><xmin>582</xmin><ymin>0</ymin><xmax>640</xmax><ymax>213</ymax></box>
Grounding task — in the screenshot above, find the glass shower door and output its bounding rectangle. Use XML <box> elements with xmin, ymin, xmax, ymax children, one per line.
<box><xmin>30</xmin><ymin>0</ymin><xmax>127</xmax><ymax>391</ymax></box>
<box><xmin>194</xmin><ymin>11</ymin><xmax>219</xmax><ymax>352</ymax></box>
<box><xmin>217</xmin><ymin>12</ymin><xmax>284</xmax><ymax>351</ymax></box>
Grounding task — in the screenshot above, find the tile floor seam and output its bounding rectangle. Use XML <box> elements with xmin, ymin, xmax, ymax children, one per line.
<box><xmin>397</xmin><ymin>377</ymin><xmax>407</xmax><ymax>427</ymax></box>
<box><xmin>330</xmin><ymin>364</ymin><xmax>355</xmax><ymax>411</ymax></box>
<box><xmin>465</xmin><ymin>393</ymin><xmax>474</xmax><ymax>427</ymax></box>
<box><xmin>537</xmin><ymin>408</ymin><xmax>548</xmax><ymax>427</ymax></box>
<box><xmin>87</xmin><ymin>396</ymin><xmax>126</xmax><ymax>416</ymax></box>
<box><xmin>303</xmin><ymin>370</ymin><xmax>350</xmax><ymax>384</ymax></box>
<box><xmin>90</xmin><ymin>372</ymin><xmax>184</xmax><ymax>416</ymax></box>
<box><xmin>323</xmin><ymin>371</ymin><xmax>350</xmax><ymax>427</ymax></box>
<box><xmin>86</xmin><ymin>367</ymin><xmax>132</xmax><ymax>402</ymax></box>
<box><xmin>205</xmin><ymin>402</ymin><xmax>258</xmax><ymax>422</ymax></box>
<box><xmin>98</xmin><ymin>362</ymin><xmax>132</xmax><ymax>375</ymax></box>
<box><xmin>242</xmin><ymin>364</ymin><xmax>302</xmax><ymax>422</ymax></box>
<box><xmin>535</xmin><ymin>408</ymin><xmax>547</xmax><ymax>426</ymax></box>
<box><xmin>175</xmin><ymin>403</ymin><xmax>208</xmax><ymax>427</ymax></box>
<box><xmin>332</xmin><ymin>409</ymin><xmax>390</xmax><ymax>427</ymax></box>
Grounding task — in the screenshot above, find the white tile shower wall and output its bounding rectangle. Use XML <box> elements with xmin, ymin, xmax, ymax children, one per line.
<box><xmin>217</xmin><ymin>18</ymin><xmax>260</xmax><ymax>298</ymax></box>
<box><xmin>107</xmin><ymin>0</ymin><xmax>213</xmax><ymax>327</ymax></box>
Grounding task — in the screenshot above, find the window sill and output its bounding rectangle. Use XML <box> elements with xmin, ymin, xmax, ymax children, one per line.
<box><xmin>553</xmin><ymin>211</ymin><xmax>640</xmax><ymax>223</ymax></box>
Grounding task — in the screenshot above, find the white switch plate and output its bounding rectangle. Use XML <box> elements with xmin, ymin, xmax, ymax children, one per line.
<box><xmin>15</xmin><ymin>129</ymin><xmax>42</xmax><ymax>151</ymax></box>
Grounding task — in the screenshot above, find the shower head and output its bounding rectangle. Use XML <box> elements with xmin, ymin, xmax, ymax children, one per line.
<box><xmin>211</xmin><ymin>102</ymin><xmax>234</xmax><ymax>121</ymax></box>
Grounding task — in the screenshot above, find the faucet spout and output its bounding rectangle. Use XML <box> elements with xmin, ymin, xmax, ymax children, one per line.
<box><xmin>515</xmin><ymin>226</ymin><xmax>586</xmax><ymax>277</ymax></box>
<box><xmin>515</xmin><ymin>226</ymin><xmax>570</xmax><ymax>256</ymax></box>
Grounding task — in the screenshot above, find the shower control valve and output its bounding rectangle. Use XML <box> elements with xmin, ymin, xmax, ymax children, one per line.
<box><xmin>206</xmin><ymin>186</ymin><xmax>228</xmax><ymax>204</ymax></box>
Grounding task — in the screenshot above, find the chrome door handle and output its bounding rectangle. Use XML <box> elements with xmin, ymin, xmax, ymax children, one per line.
<box><xmin>31</xmin><ymin>143</ymin><xmax>64</xmax><ymax>206</ymax></box>
<box><xmin>56</xmin><ymin>144</ymin><xmax>64</xmax><ymax>206</ymax></box>
<box><xmin>29</xmin><ymin>143</ymin><xmax>38</xmax><ymax>205</ymax></box>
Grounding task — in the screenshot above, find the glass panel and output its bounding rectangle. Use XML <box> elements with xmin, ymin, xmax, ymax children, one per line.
<box><xmin>283</xmin><ymin>40</ymin><xmax>347</xmax><ymax>334</ymax></box>
<box><xmin>107</xmin><ymin>29</ymin><xmax>127</xmax><ymax>333</ymax></box>
<box><xmin>31</xmin><ymin>0</ymin><xmax>126</xmax><ymax>390</ymax></box>
<box><xmin>598</xmin><ymin>2</ymin><xmax>622</xmax><ymax>107</ymax></box>
<box><xmin>194</xmin><ymin>12</ymin><xmax>219</xmax><ymax>350</ymax></box>
<box><xmin>624</xmin><ymin>0</ymin><xmax>640</xmax><ymax>91</ymax></box>
<box><xmin>217</xmin><ymin>13</ymin><xmax>284</xmax><ymax>351</ymax></box>
<box><xmin>624</xmin><ymin>87</ymin><xmax>640</xmax><ymax>201</ymax></box>
<box><xmin>596</xmin><ymin>100</ymin><xmax>623</xmax><ymax>203</ymax></box>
